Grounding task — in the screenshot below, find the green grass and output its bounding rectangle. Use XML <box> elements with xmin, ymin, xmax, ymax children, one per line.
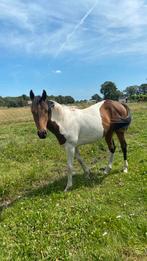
<box><xmin>0</xmin><ymin>103</ymin><xmax>147</xmax><ymax>260</ymax></box>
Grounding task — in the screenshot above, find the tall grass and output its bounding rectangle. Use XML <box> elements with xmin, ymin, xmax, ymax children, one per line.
<box><xmin>0</xmin><ymin>107</ymin><xmax>32</xmax><ymax>124</ymax></box>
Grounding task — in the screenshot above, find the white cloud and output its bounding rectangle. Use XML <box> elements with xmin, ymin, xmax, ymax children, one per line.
<box><xmin>0</xmin><ymin>0</ymin><xmax>147</xmax><ymax>60</ymax></box>
<box><xmin>52</xmin><ymin>70</ymin><xmax>62</xmax><ymax>74</ymax></box>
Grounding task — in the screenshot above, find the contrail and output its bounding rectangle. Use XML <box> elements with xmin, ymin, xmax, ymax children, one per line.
<box><xmin>55</xmin><ymin>0</ymin><xmax>98</xmax><ymax>57</ymax></box>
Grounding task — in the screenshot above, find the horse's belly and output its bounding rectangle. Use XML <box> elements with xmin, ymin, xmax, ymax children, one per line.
<box><xmin>77</xmin><ymin>125</ymin><xmax>104</xmax><ymax>145</ymax></box>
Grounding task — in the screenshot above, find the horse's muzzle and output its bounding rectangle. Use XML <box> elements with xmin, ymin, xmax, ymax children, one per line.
<box><xmin>37</xmin><ymin>130</ymin><xmax>47</xmax><ymax>139</ymax></box>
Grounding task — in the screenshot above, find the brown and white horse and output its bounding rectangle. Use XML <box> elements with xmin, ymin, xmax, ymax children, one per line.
<box><xmin>30</xmin><ymin>90</ymin><xmax>131</xmax><ymax>191</ymax></box>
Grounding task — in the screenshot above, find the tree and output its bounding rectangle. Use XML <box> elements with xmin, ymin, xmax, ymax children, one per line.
<box><xmin>100</xmin><ymin>81</ymin><xmax>121</xmax><ymax>100</ymax></box>
<box><xmin>0</xmin><ymin>96</ymin><xmax>5</xmax><ymax>107</ymax></box>
<box><xmin>123</xmin><ymin>86</ymin><xmax>138</xmax><ymax>97</ymax></box>
<box><xmin>91</xmin><ymin>94</ymin><xmax>102</xmax><ymax>102</ymax></box>
<box><xmin>55</xmin><ymin>95</ymin><xmax>75</xmax><ymax>104</ymax></box>
<box><xmin>55</xmin><ymin>95</ymin><xmax>62</xmax><ymax>104</ymax></box>
<box><xmin>65</xmin><ymin>96</ymin><xmax>75</xmax><ymax>104</ymax></box>
<box><xmin>139</xmin><ymin>84</ymin><xmax>147</xmax><ymax>95</ymax></box>
<box><xmin>6</xmin><ymin>99</ymin><xmax>18</xmax><ymax>108</ymax></box>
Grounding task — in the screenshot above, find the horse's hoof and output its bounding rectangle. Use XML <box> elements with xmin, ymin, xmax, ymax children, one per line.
<box><xmin>104</xmin><ymin>167</ymin><xmax>111</xmax><ymax>175</ymax></box>
<box><xmin>84</xmin><ymin>169</ymin><xmax>91</xmax><ymax>179</ymax></box>
<box><xmin>123</xmin><ymin>168</ymin><xmax>128</xmax><ymax>173</ymax></box>
<box><xmin>64</xmin><ymin>187</ymin><xmax>69</xmax><ymax>192</ymax></box>
<box><xmin>64</xmin><ymin>185</ymin><xmax>72</xmax><ymax>192</ymax></box>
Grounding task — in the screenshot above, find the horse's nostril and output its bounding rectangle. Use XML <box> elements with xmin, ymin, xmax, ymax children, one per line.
<box><xmin>37</xmin><ymin>130</ymin><xmax>47</xmax><ymax>139</ymax></box>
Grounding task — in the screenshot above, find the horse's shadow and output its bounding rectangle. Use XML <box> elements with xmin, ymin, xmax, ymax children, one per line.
<box><xmin>27</xmin><ymin>171</ymin><xmax>107</xmax><ymax>197</ymax></box>
<box><xmin>0</xmin><ymin>169</ymin><xmax>116</xmax><ymax>213</ymax></box>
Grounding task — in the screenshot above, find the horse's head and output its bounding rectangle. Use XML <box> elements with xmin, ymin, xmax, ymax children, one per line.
<box><xmin>30</xmin><ymin>90</ymin><xmax>53</xmax><ymax>139</ymax></box>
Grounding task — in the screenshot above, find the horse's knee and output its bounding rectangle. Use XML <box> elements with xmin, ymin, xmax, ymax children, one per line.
<box><xmin>110</xmin><ymin>146</ymin><xmax>116</xmax><ymax>154</ymax></box>
<box><xmin>110</xmin><ymin>140</ymin><xmax>116</xmax><ymax>154</ymax></box>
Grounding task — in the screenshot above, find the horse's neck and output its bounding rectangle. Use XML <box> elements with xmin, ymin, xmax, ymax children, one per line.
<box><xmin>51</xmin><ymin>103</ymin><xmax>65</xmax><ymax>123</ymax></box>
<box><xmin>47</xmin><ymin>120</ymin><xmax>66</xmax><ymax>145</ymax></box>
<box><xmin>47</xmin><ymin>103</ymin><xmax>67</xmax><ymax>145</ymax></box>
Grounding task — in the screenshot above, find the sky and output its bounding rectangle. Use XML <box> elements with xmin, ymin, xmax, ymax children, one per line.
<box><xmin>0</xmin><ymin>0</ymin><xmax>147</xmax><ymax>100</ymax></box>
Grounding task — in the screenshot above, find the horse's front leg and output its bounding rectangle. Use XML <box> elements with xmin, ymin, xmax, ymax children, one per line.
<box><xmin>64</xmin><ymin>143</ymin><xmax>75</xmax><ymax>192</ymax></box>
<box><xmin>75</xmin><ymin>147</ymin><xmax>90</xmax><ymax>178</ymax></box>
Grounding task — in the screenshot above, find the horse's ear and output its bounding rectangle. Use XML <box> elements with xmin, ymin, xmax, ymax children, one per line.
<box><xmin>30</xmin><ymin>90</ymin><xmax>35</xmax><ymax>101</ymax></box>
<box><xmin>42</xmin><ymin>90</ymin><xmax>47</xmax><ymax>101</ymax></box>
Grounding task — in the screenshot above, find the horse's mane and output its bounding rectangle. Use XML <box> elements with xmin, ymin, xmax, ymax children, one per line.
<box><xmin>53</xmin><ymin>101</ymin><xmax>78</xmax><ymax>111</ymax></box>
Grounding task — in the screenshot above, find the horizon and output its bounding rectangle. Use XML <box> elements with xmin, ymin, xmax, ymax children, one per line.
<box><xmin>0</xmin><ymin>82</ymin><xmax>146</xmax><ymax>101</ymax></box>
<box><xmin>0</xmin><ymin>0</ymin><xmax>147</xmax><ymax>100</ymax></box>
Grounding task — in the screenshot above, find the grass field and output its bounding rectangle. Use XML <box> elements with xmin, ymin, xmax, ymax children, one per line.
<box><xmin>0</xmin><ymin>103</ymin><xmax>147</xmax><ymax>260</ymax></box>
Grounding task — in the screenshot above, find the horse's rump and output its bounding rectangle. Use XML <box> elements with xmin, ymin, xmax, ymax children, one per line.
<box><xmin>100</xmin><ymin>100</ymin><xmax>131</xmax><ymax>132</ymax></box>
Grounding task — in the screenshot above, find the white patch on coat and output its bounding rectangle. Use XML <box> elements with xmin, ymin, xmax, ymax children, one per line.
<box><xmin>51</xmin><ymin>101</ymin><xmax>105</xmax><ymax>146</ymax></box>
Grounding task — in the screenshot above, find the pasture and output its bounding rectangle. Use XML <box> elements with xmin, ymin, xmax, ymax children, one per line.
<box><xmin>0</xmin><ymin>103</ymin><xmax>147</xmax><ymax>260</ymax></box>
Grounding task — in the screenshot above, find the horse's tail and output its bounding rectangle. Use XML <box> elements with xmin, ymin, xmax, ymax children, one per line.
<box><xmin>112</xmin><ymin>103</ymin><xmax>132</xmax><ymax>131</ymax></box>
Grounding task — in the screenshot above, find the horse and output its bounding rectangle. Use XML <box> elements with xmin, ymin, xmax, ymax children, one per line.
<box><xmin>30</xmin><ymin>90</ymin><xmax>131</xmax><ymax>191</ymax></box>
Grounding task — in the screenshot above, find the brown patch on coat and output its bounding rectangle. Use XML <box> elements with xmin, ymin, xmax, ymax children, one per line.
<box><xmin>47</xmin><ymin>120</ymin><xmax>66</xmax><ymax>145</ymax></box>
<box><xmin>100</xmin><ymin>100</ymin><xmax>130</xmax><ymax>135</ymax></box>
<box><xmin>47</xmin><ymin>104</ymin><xmax>66</xmax><ymax>145</ymax></box>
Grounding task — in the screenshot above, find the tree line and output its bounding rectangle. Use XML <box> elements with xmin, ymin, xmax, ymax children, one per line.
<box><xmin>0</xmin><ymin>95</ymin><xmax>30</xmax><ymax>108</ymax></box>
<box><xmin>92</xmin><ymin>82</ymin><xmax>147</xmax><ymax>102</ymax></box>
<box><xmin>123</xmin><ymin>84</ymin><xmax>147</xmax><ymax>102</ymax></box>
<box><xmin>0</xmin><ymin>94</ymin><xmax>75</xmax><ymax>108</ymax></box>
<box><xmin>0</xmin><ymin>81</ymin><xmax>147</xmax><ymax>107</ymax></box>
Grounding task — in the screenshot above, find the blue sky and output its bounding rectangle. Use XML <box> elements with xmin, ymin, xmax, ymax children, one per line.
<box><xmin>0</xmin><ymin>0</ymin><xmax>147</xmax><ymax>100</ymax></box>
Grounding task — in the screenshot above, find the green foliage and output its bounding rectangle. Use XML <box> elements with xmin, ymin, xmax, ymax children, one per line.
<box><xmin>124</xmin><ymin>86</ymin><xmax>138</xmax><ymax>97</ymax></box>
<box><xmin>124</xmin><ymin>84</ymin><xmax>147</xmax><ymax>99</ymax></box>
<box><xmin>53</xmin><ymin>95</ymin><xmax>75</xmax><ymax>104</ymax></box>
<box><xmin>0</xmin><ymin>94</ymin><xmax>75</xmax><ymax>108</ymax></box>
<box><xmin>0</xmin><ymin>95</ymin><xmax>30</xmax><ymax>108</ymax></box>
<box><xmin>100</xmin><ymin>81</ymin><xmax>122</xmax><ymax>100</ymax></box>
<box><xmin>91</xmin><ymin>94</ymin><xmax>102</xmax><ymax>101</ymax></box>
<box><xmin>131</xmin><ymin>94</ymin><xmax>147</xmax><ymax>102</ymax></box>
<box><xmin>0</xmin><ymin>97</ymin><xmax>5</xmax><ymax>107</ymax></box>
<box><xmin>139</xmin><ymin>84</ymin><xmax>147</xmax><ymax>95</ymax></box>
<box><xmin>0</xmin><ymin>103</ymin><xmax>147</xmax><ymax>260</ymax></box>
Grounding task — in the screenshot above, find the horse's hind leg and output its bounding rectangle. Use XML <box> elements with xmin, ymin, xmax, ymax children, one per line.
<box><xmin>75</xmin><ymin>147</ymin><xmax>90</xmax><ymax>178</ymax></box>
<box><xmin>116</xmin><ymin>129</ymin><xmax>128</xmax><ymax>173</ymax></box>
<box><xmin>104</xmin><ymin>130</ymin><xmax>116</xmax><ymax>174</ymax></box>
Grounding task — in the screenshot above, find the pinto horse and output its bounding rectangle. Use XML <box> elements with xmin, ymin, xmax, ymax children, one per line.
<box><xmin>30</xmin><ymin>90</ymin><xmax>131</xmax><ymax>191</ymax></box>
